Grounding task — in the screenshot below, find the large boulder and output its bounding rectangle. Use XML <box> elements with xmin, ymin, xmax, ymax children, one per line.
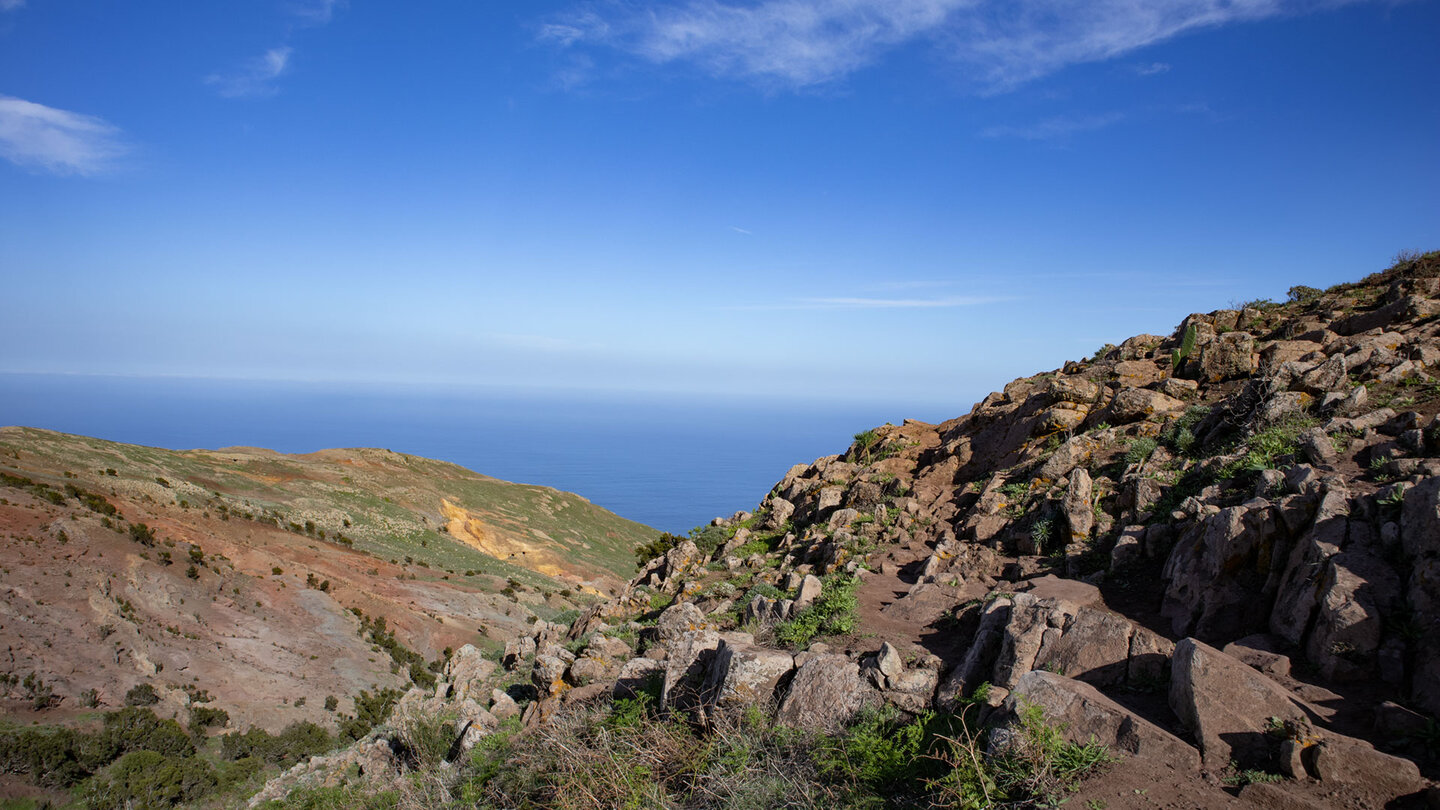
<box><xmin>702</xmin><ymin>642</ymin><xmax>794</xmax><ymax>713</ymax></box>
<box><xmin>1106</xmin><ymin>388</ymin><xmax>1187</xmax><ymax>425</ymax></box>
<box><xmin>1169</xmin><ymin>639</ymin><xmax>1310</xmax><ymax>770</ymax></box>
<box><xmin>1198</xmin><ymin>331</ymin><xmax>1257</xmax><ymax>382</ymax></box>
<box><xmin>1269</xmin><ymin>486</ymin><xmax>1349</xmax><ymax>644</ymax></box>
<box><xmin>1304</xmin><ymin>552</ymin><xmax>1401</xmax><ymax>680</ymax></box>
<box><xmin>1001</xmin><ymin>670</ymin><xmax>1199</xmax><ymax>771</ymax></box>
<box><xmin>656</xmin><ymin>601</ymin><xmax>712</xmax><ymax>643</ymax></box>
<box><xmin>775</xmin><ymin>653</ymin><xmax>873</xmax><ymax>733</ymax></box>
<box><xmin>660</xmin><ymin>630</ymin><xmax>722</xmax><ymax>711</ymax></box>
<box><xmin>1161</xmin><ymin>502</ymin><xmax>1289</xmax><ymax>640</ymax></box>
<box><xmin>444</xmin><ymin>645</ymin><xmax>497</xmax><ymax>704</ymax></box>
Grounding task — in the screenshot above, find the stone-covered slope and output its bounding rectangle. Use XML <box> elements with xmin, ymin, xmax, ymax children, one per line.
<box><xmin>0</xmin><ymin>429</ymin><xmax>656</xmax><ymax>731</ymax></box>
<box><xmin>255</xmin><ymin>252</ymin><xmax>1440</xmax><ymax>809</ymax></box>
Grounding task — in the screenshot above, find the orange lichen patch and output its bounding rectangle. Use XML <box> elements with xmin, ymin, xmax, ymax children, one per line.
<box><xmin>440</xmin><ymin>499</ymin><xmax>566</xmax><ymax>577</ymax></box>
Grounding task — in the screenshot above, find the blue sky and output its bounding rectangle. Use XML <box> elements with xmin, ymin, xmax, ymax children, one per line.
<box><xmin>1</xmin><ymin>0</ymin><xmax>1437</xmax><ymax>410</ymax></box>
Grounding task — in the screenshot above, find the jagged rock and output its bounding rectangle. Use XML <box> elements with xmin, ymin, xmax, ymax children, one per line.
<box><xmin>702</xmin><ymin>641</ymin><xmax>794</xmax><ymax>713</ymax></box>
<box><xmin>1062</xmin><ymin>468</ymin><xmax>1093</xmax><ymax>544</ymax></box>
<box><xmin>1298</xmin><ymin>426</ymin><xmax>1336</xmax><ymax>465</ymax></box>
<box><xmin>1310</xmin><ymin>735</ymin><xmax>1426</xmax><ymax>795</ymax></box>
<box><xmin>1169</xmin><ymin>638</ymin><xmax>1310</xmax><ymax>769</ymax></box>
<box><xmin>1198</xmin><ymin>331</ymin><xmax>1257</xmax><ymax>382</ymax></box>
<box><xmin>1221</xmin><ymin>634</ymin><xmax>1292</xmax><ymax>678</ymax></box>
<box><xmin>743</xmin><ymin>595</ymin><xmax>793</xmax><ymax>624</ymax></box>
<box><xmin>489</xmin><ymin>689</ymin><xmax>519</xmax><ymax>720</ymax></box>
<box><xmin>1295</xmin><ymin>353</ymin><xmax>1347</xmax><ymax>394</ymax></box>
<box><xmin>1161</xmin><ymin>501</ymin><xmax>1288</xmax><ymax>640</ymax></box>
<box><xmin>763</xmin><ymin>497</ymin><xmax>795</xmax><ymax>530</ymax></box>
<box><xmin>1257</xmin><ymin>391</ymin><xmax>1312</xmax><ymax>424</ymax></box>
<box><xmin>1036</xmin><ymin>435</ymin><xmax>1101</xmax><ymax>481</ymax></box>
<box><xmin>661</xmin><ymin>629</ymin><xmax>722</xmax><ymax>710</ymax></box>
<box><xmin>794</xmin><ymin>574</ymin><xmax>823</xmax><ymax>609</ymax></box>
<box><xmin>991</xmin><ymin>587</ymin><xmax>1173</xmax><ymax>691</ymax></box>
<box><xmin>1262</xmin><ymin>339</ymin><xmax>1324</xmax><ymax>366</ymax></box>
<box><xmin>531</xmin><ymin>654</ymin><xmax>569</xmax><ymax>699</ymax></box>
<box><xmin>1106</xmin><ymin>387</ymin><xmax>1187</xmax><ymax>424</ymax></box>
<box><xmin>1305</xmin><ymin>551</ymin><xmax>1401</xmax><ymax>680</ymax></box>
<box><xmin>1401</xmin><ymin>475</ymin><xmax>1440</xmax><ymax>558</ymax></box>
<box><xmin>827</xmin><ymin>507</ymin><xmax>860</xmax><ymax>530</ymax></box>
<box><xmin>1048</xmin><ymin>375</ymin><xmax>1100</xmax><ymax>404</ymax></box>
<box><xmin>657</xmin><ymin>601</ymin><xmax>712</xmax><ymax>643</ymax></box>
<box><xmin>1037</xmin><ymin>404</ymin><xmax>1088</xmax><ymax>432</ymax></box>
<box><xmin>775</xmin><ymin>653</ymin><xmax>873</xmax><ymax>733</ymax></box>
<box><xmin>999</xmin><ymin>670</ymin><xmax>1199</xmax><ymax>771</ymax></box>
<box><xmin>503</xmin><ymin>635</ymin><xmax>536</xmax><ymax>669</ymax></box>
<box><xmin>1113</xmin><ymin>359</ymin><xmax>1164</xmax><ymax>388</ymax></box>
<box><xmin>444</xmin><ymin>644</ymin><xmax>497</xmax><ymax>704</ymax></box>
<box><xmin>247</xmin><ymin>734</ymin><xmax>399</xmax><ymax>807</ymax></box>
<box><xmin>814</xmin><ymin>486</ymin><xmax>844</xmax><ymax>517</ymax></box>
<box><xmin>1157</xmin><ymin>376</ymin><xmax>1199</xmax><ymax>400</ymax></box>
<box><xmin>1270</xmin><ymin>485</ymin><xmax>1349</xmax><ymax>644</ymax></box>
<box><xmin>1111</xmin><ymin>526</ymin><xmax>1143</xmax><ymax>569</ymax></box>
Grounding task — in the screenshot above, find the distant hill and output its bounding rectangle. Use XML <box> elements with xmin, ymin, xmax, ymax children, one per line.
<box><xmin>0</xmin><ymin>427</ymin><xmax>657</xmax><ymax>731</ymax></box>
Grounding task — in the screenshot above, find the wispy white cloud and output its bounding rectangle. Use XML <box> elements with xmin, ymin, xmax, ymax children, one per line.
<box><xmin>207</xmin><ymin>2</ymin><xmax>344</xmax><ymax>99</ymax></box>
<box><xmin>206</xmin><ymin>47</ymin><xmax>294</xmax><ymax>98</ymax></box>
<box><xmin>980</xmin><ymin>112</ymin><xmax>1125</xmax><ymax>140</ymax></box>
<box><xmin>0</xmin><ymin>95</ymin><xmax>126</xmax><ymax>175</ymax></box>
<box><xmin>0</xmin><ymin>0</ymin><xmax>26</xmax><ymax>12</ymax></box>
<box><xmin>292</xmin><ymin>0</ymin><xmax>346</xmax><ymax>25</ymax></box>
<box><xmin>730</xmin><ymin>226</ymin><xmax>753</xmax><ymax>234</ymax></box>
<box><xmin>1133</xmin><ymin>61</ymin><xmax>1171</xmax><ymax>75</ymax></box>
<box><xmin>544</xmin><ymin>0</ymin><xmax>1371</xmax><ymax>91</ymax></box>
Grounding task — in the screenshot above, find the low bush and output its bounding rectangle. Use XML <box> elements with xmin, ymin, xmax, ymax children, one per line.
<box><xmin>82</xmin><ymin>750</ymin><xmax>217</xmax><ymax>810</ymax></box>
<box><xmin>125</xmin><ymin>683</ymin><xmax>160</xmax><ymax>706</ymax></box>
<box><xmin>773</xmin><ymin>572</ymin><xmax>860</xmax><ymax>648</ymax></box>
<box><xmin>219</xmin><ymin>722</ymin><xmax>332</xmax><ymax>767</ymax></box>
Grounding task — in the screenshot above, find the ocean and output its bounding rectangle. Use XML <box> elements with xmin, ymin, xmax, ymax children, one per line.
<box><xmin>0</xmin><ymin>374</ymin><xmax>966</xmax><ymax>533</ymax></box>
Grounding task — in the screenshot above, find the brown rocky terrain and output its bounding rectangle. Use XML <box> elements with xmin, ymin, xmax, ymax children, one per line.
<box><xmin>0</xmin><ymin>430</ymin><xmax>656</xmax><ymax>733</ymax></box>
<box><xmin>250</xmin><ymin>252</ymin><xmax>1440</xmax><ymax>809</ymax></box>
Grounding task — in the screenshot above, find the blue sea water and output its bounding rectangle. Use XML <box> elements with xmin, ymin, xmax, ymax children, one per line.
<box><xmin>0</xmin><ymin>374</ymin><xmax>965</xmax><ymax>533</ymax></box>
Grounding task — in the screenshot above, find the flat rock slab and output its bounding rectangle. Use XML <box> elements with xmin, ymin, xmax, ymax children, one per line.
<box><xmin>1170</xmin><ymin>638</ymin><xmax>1311</xmax><ymax>770</ymax></box>
<box><xmin>1006</xmin><ymin>670</ymin><xmax>1200</xmax><ymax>772</ymax></box>
<box><xmin>1015</xmin><ymin>574</ymin><xmax>1103</xmax><ymax>607</ymax></box>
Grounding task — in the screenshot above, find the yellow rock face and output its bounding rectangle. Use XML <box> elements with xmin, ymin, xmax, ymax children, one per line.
<box><xmin>441</xmin><ymin>498</ymin><xmax>566</xmax><ymax>577</ymax></box>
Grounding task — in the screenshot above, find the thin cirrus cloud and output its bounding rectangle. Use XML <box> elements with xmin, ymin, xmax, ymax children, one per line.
<box><xmin>205</xmin><ymin>1</ymin><xmax>344</xmax><ymax>99</ymax></box>
<box><xmin>205</xmin><ymin>47</ymin><xmax>294</xmax><ymax>98</ymax></box>
<box><xmin>541</xmin><ymin>0</ymin><xmax>1373</xmax><ymax>91</ymax></box>
<box><xmin>0</xmin><ymin>95</ymin><xmax>127</xmax><ymax>175</ymax></box>
<box><xmin>0</xmin><ymin>0</ymin><xmax>25</xmax><ymax>11</ymax></box>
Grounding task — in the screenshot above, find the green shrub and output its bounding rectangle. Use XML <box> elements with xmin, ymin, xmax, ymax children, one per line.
<box><xmin>188</xmin><ymin>706</ymin><xmax>229</xmax><ymax>735</ymax></box>
<box><xmin>125</xmin><ymin>684</ymin><xmax>160</xmax><ymax>706</ymax></box>
<box><xmin>0</xmin><ymin>726</ymin><xmax>92</xmax><ymax>787</ymax></box>
<box><xmin>633</xmin><ymin>532</ymin><xmax>684</xmax><ymax>565</ymax></box>
<box><xmin>1287</xmin><ymin>285</ymin><xmax>1323</xmax><ymax>304</ymax></box>
<box><xmin>219</xmin><ymin>722</ymin><xmax>332</xmax><ymax>767</ymax></box>
<box><xmin>90</xmin><ymin>707</ymin><xmax>194</xmax><ymax>763</ymax></box>
<box><xmin>1124</xmin><ymin>437</ymin><xmax>1158</xmax><ymax>465</ymax></box>
<box><xmin>774</xmin><ymin>572</ymin><xmax>860</xmax><ymax>648</ymax></box>
<box><xmin>82</xmin><ymin>750</ymin><xmax>217</xmax><ymax>810</ymax></box>
<box><xmin>337</xmin><ymin>687</ymin><xmax>402</xmax><ymax>741</ymax></box>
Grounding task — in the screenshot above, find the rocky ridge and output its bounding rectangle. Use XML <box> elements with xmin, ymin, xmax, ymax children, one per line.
<box><xmin>256</xmin><ymin>253</ymin><xmax>1440</xmax><ymax>808</ymax></box>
